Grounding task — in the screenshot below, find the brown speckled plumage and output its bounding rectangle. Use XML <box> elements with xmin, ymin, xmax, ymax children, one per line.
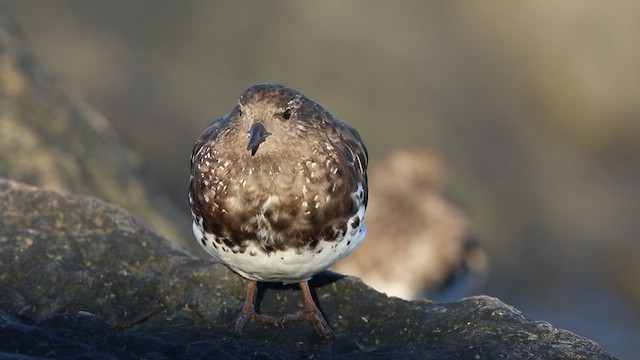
<box><xmin>188</xmin><ymin>83</ymin><xmax>367</xmax><ymax>338</ymax></box>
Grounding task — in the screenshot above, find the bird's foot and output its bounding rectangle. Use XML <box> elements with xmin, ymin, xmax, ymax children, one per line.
<box><xmin>280</xmin><ymin>308</ymin><xmax>335</xmax><ymax>339</ymax></box>
<box><xmin>232</xmin><ymin>309</ymin><xmax>281</xmax><ymax>336</ymax></box>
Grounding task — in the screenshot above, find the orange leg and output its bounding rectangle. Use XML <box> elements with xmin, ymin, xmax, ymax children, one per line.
<box><xmin>280</xmin><ymin>281</ymin><xmax>335</xmax><ymax>339</ymax></box>
<box><xmin>233</xmin><ymin>280</ymin><xmax>281</xmax><ymax>335</ymax></box>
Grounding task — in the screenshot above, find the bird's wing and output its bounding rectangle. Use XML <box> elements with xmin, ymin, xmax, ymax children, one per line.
<box><xmin>332</xmin><ymin>118</ymin><xmax>369</xmax><ymax>206</ymax></box>
<box><xmin>190</xmin><ymin>115</ymin><xmax>228</xmax><ymax>170</ymax></box>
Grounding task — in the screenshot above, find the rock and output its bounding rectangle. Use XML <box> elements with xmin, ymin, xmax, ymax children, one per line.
<box><xmin>0</xmin><ymin>179</ymin><xmax>616</xmax><ymax>359</ymax></box>
<box><xmin>0</xmin><ymin>7</ymin><xmax>192</xmax><ymax>252</ymax></box>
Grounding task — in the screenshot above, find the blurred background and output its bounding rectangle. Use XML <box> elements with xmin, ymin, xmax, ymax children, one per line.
<box><xmin>3</xmin><ymin>1</ymin><xmax>639</xmax><ymax>357</ymax></box>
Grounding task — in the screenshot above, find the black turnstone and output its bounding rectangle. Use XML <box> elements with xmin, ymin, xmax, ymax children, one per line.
<box><xmin>189</xmin><ymin>83</ymin><xmax>368</xmax><ymax>338</ymax></box>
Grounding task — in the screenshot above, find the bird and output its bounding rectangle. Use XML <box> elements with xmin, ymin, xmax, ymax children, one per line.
<box><xmin>332</xmin><ymin>147</ymin><xmax>487</xmax><ymax>300</ymax></box>
<box><xmin>188</xmin><ymin>83</ymin><xmax>368</xmax><ymax>338</ymax></box>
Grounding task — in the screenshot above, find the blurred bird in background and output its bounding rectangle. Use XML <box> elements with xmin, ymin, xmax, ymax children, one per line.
<box><xmin>333</xmin><ymin>147</ymin><xmax>488</xmax><ymax>300</ymax></box>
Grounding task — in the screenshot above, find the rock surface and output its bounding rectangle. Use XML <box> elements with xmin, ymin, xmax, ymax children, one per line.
<box><xmin>0</xmin><ymin>179</ymin><xmax>616</xmax><ymax>359</ymax></box>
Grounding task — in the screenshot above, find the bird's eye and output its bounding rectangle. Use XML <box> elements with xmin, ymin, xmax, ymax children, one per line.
<box><xmin>282</xmin><ymin>108</ymin><xmax>292</xmax><ymax>120</ymax></box>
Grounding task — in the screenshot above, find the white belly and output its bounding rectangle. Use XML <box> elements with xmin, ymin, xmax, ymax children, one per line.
<box><xmin>192</xmin><ymin>205</ymin><xmax>366</xmax><ymax>283</ymax></box>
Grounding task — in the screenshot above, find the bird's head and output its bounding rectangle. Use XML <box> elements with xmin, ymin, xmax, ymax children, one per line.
<box><xmin>234</xmin><ymin>83</ymin><xmax>328</xmax><ymax>156</ymax></box>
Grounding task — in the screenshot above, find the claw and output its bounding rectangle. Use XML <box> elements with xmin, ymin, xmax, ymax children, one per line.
<box><xmin>280</xmin><ymin>281</ymin><xmax>335</xmax><ymax>339</ymax></box>
<box><xmin>280</xmin><ymin>308</ymin><xmax>335</xmax><ymax>339</ymax></box>
<box><xmin>231</xmin><ymin>279</ymin><xmax>334</xmax><ymax>338</ymax></box>
<box><xmin>233</xmin><ymin>280</ymin><xmax>281</xmax><ymax>336</ymax></box>
<box><xmin>233</xmin><ymin>308</ymin><xmax>281</xmax><ymax>336</ymax></box>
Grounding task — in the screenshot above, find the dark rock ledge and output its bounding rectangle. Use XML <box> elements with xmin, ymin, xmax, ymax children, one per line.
<box><xmin>0</xmin><ymin>179</ymin><xmax>615</xmax><ymax>359</ymax></box>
